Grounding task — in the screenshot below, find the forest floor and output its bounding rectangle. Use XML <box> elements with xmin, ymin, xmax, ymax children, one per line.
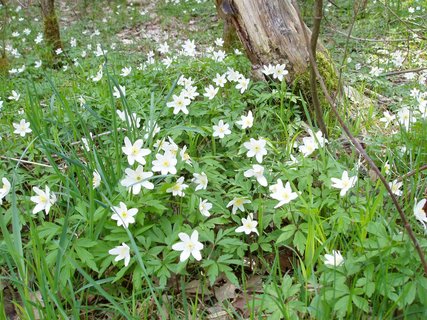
<box><xmin>1</xmin><ymin>0</ymin><xmax>427</xmax><ymax>319</ymax></box>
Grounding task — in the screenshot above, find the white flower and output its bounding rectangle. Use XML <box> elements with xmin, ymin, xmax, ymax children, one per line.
<box><xmin>167</xmin><ymin>94</ymin><xmax>191</xmax><ymax>115</ymax></box>
<box><xmin>113</xmin><ymin>85</ymin><xmax>126</xmax><ymax>98</ymax></box>
<box><xmin>35</xmin><ymin>60</ymin><xmax>42</xmax><ymax>68</ymax></box>
<box><xmin>13</xmin><ymin>119</ymin><xmax>32</xmax><ymax>137</ymax></box>
<box><xmin>120</xmin><ymin>66</ymin><xmax>132</xmax><ymax>77</ymax></box>
<box><xmin>31</xmin><ymin>186</ymin><xmax>56</xmax><ymax>215</ymax></box>
<box><xmin>243</xmin><ymin>138</ymin><xmax>267</xmax><ymax>163</ymax></box>
<box><xmin>35</xmin><ymin>33</ymin><xmax>43</xmax><ymax>44</ymax></box>
<box><xmin>212</xmin><ymin>50</ymin><xmax>225</xmax><ymax>62</ymax></box>
<box><xmin>212</xmin><ymin>120</ymin><xmax>231</xmax><ymax>139</ymax></box>
<box><xmin>236</xmin><ymin>77</ymin><xmax>249</xmax><ymax>93</ymax></box>
<box><xmin>262</xmin><ymin>64</ymin><xmax>275</xmax><ymax>76</ymax></box>
<box><xmin>122</xmin><ymin>137</ymin><xmax>151</xmax><ymax>166</ymax></box>
<box><xmin>384</xmin><ymin>161</ymin><xmax>391</xmax><ymax>175</ymax></box>
<box><xmin>203</xmin><ymin>85</ymin><xmax>219</xmax><ymax>100</ymax></box>
<box><xmin>298</xmin><ymin>136</ymin><xmax>317</xmax><ymax>157</ymax></box>
<box><xmin>272</xmin><ymin>64</ymin><xmax>288</xmax><ymax>81</ymax></box>
<box><xmin>236</xmin><ymin>111</ymin><xmax>254</xmax><ymax>129</ymax></box>
<box><xmin>180</xmin><ymin>146</ymin><xmax>192</xmax><ymax>165</ymax></box>
<box><xmin>0</xmin><ymin>177</ymin><xmax>11</xmax><ymax>205</ymax></box>
<box><xmin>226</xmin><ymin>68</ymin><xmax>241</xmax><ymax>82</ymax></box>
<box><xmin>199</xmin><ymin>199</ymin><xmax>212</xmax><ymax>217</ymax></box>
<box><xmin>192</xmin><ymin>172</ymin><xmax>208</xmax><ymax>191</ymax></box>
<box><xmin>116</xmin><ymin>110</ymin><xmax>141</xmax><ymax>128</ymax></box>
<box><xmin>389</xmin><ymin>180</ymin><xmax>403</xmax><ymax>196</ymax></box>
<box><xmin>166</xmin><ymin>176</ymin><xmax>188</xmax><ymax>197</ymax></box>
<box><xmin>162</xmin><ymin>137</ymin><xmax>179</xmax><ymax>156</ymax></box>
<box><xmin>121</xmin><ymin>165</ymin><xmax>154</xmax><ymax>194</ymax></box>
<box><xmin>227</xmin><ymin>197</ymin><xmax>251</xmax><ymax>214</ymax></box>
<box><xmin>143</xmin><ymin>120</ymin><xmax>160</xmax><ymax>139</ymax></box>
<box><xmin>286</xmin><ymin>154</ymin><xmax>299</xmax><ymax>170</ymax></box>
<box><xmin>8</xmin><ymin>90</ymin><xmax>20</xmax><ymax>101</ymax></box>
<box><xmin>111</xmin><ymin>202</ymin><xmax>138</xmax><ymax>228</ymax></box>
<box><xmin>379</xmin><ymin>111</ymin><xmax>396</xmax><ymax>128</ymax></box>
<box><xmin>92</xmin><ymin>67</ymin><xmax>103</xmax><ymax>82</ymax></box>
<box><xmin>182</xmin><ymin>39</ymin><xmax>196</xmax><ymax>57</ymax></box>
<box><xmin>214</xmin><ymin>37</ymin><xmax>224</xmax><ymax>47</ymax></box>
<box><xmin>397</xmin><ymin>107</ymin><xmax>416</xmax><ymax>131</ymax></box>
<box><xmin>213</xmin><ymin>73</ymin><xmax>227</xmax><ymax>87</ymax></box>
<box><xmin>244</xmin><ymin>164</ymin><xmax>267</xmax><ymax>186</ymax></box>
<box><xmin>152</xmin><ymin>152</ymin><xmax>177</xmax><ymax>175</ymax></box>
<box><xmin>70</xmin><ymin>37</ymin><xmax>76</xmax><ymax>47</ymax></box>
<box><xmin>324</xmin><ymin>250</ymin><xmax>344</xmax><ymax>267</ymax></box>
<box><xmin>55</xmin><ymin>48</ymin><xmax>62</xmax><ymax>55</ymax></box>
<box><xmin>162</xmin><ymin>56</ymin><xmax>173</xmax><ymax>68</ymax></box>
<box><xmin>331</xmin><ymin>171</ymin><xmax>358</xmax><ymax>197</ymax></box>
<box><xmin>181</xmin><ymin>85</ymin><xmax>199</xmax><ymax>100</ymax></box>
<box><xmin>109</xmin><ymin>243</ymin><xmax>131</xmax><ymax>267</ymax></box>
<box><xmin>370</xmin><ymin>66</ymin><xmax>383</xmax><ymax>77</ymax></box>
<box><xmin>310</xmin><ymin>130</ymin><xmax>328</xmax><ymax>147</ymax></box>
<box><xmin>93</xmin><ymin>170</ymin><xmax>101</xmax><ymax>189</ymax></box>
<box><xmin>178</xmin><ymin>75</ymin><xmax>194</xmax><ymax>88</ymax></box>
<box><xmin>414</xmin><ymin>198</ymin><xmax>427</xmax><ymax>230</ymax></box>
<box><xmin>235</xmin><ymin>213</ymin><xmax>259</xmax><ymax>235</ymax></box>
<box><xmin>158</xmin><ymin>42</ymin><xmax>170</xmax><ymax>54</ymax></box>
<box><xmin>269</xmin><ymin>179</ymin><xmax>298</xmax><ymax>208</ymax></box>
<box><xmin>172</xmin><ymin>230</ymin><xmax>204</xmax><ymax>262</ymax></box>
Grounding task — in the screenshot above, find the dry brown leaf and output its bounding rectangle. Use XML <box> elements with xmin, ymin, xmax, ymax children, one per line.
<box><xmin>245</xmin><ymin>275</ymin><xmax>263</xmax><ymax>294</ymax></box>
<box><xmin>185</xmin><ymin>279</ymin><xmax>211</xmax><ymax>296</ymax></box>
<box><xmin>206</xmin><ymin>304</ymin><xmax>232</xmax><ymax>320</ymax></box>
<box><xmin>214</xmin><ymin>281</ymin><xmax>237</xmax><ymax>303</ymax></box>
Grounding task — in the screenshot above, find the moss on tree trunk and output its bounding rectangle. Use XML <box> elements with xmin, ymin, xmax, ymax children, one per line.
<box><xmin>40</xmin><ymin>0</ymin><xmax>62</xmax><ymax>62</ymax></box>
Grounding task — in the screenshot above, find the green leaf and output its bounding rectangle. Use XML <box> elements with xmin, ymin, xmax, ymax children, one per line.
<box><xmin>277</xmin><ymin>224</ymin><xmax>297</xmax><ymax>244</ymax></box>
<box><xmin>402</xmin><ymin>281</ymin><xmax>416</xmax><ymax>306</ymax></box>
<box><xmin>293</xmin><ymin>230</ymin><xmax>306</xmax><ymax>254</ymax></box>
<box><xmin>224</xmin><ymin>270</ymin><xmax>239</xmax><ymax>286</ymax></box>
<box><xmin>352</xmin><ymin>295</ymin><xmax>369</xmax><ymax>313</ymax></box>
<box><xmin>75</xmin><ymin>247</ymin><xmax>99</xmax><ymax>272</ymax></box>
<box><xmin>334</xmin><ymin>295</ymin><xmax>350</xmax><ymax>318</ymax></box>
<box><xmin>206</xmin><ymin>262</ymin><xmax>219</xmax><ymax>285</ymax></box>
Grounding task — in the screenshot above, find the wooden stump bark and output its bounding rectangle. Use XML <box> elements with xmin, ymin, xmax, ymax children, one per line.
<box><xmin>215</xmin><ymin>0</ymin><xmax>333</xmax><ymax>84</ymax></box>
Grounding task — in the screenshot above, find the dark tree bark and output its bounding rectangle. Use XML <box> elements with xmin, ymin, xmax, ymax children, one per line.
<box><xmin>40</xmin><ymin>0</ymin><xmax>62</xmax><ymax>54</ymax></box>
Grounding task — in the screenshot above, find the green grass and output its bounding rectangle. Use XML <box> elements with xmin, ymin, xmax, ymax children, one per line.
<box><xmin>1</xmin><ymin>0</ymin><xmax>427</xmax><ymax>319</ymax></box>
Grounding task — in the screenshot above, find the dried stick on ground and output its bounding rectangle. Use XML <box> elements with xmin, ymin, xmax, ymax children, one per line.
<box><xmin>293</xmin><ymin>0</ymin><xmax>427</xmax><ymax>275</ymax></box>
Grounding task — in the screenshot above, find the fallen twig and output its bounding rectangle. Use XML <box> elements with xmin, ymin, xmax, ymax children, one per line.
<box><xmin>380</xmin><ymin>67</ymin><xmax>427</xmax><ymax>77</ymax></box>
<box><xmin>397</xmin><ymin>165</ymin><xmax>427</xmax><ymax>182</ymax></box>
<box><xmin>0</xmin><ymin>156</ymin><xmax>53</xmax><ymax>168</ymax></box>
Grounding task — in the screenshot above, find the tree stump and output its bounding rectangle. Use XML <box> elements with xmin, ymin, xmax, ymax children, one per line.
<box><xmin>215</xmin><ymin>0</ymin><xmax>336</xmax><ymax>85</ymax></box>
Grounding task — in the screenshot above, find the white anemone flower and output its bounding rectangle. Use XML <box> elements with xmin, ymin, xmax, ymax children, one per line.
<box><xmin>172</xmin><ymin>230</ymin><xmax>204</xmax><ymax>262</ymax></box>
<box><xmin>331</xmin><ymin>171</ymin><xmax>358</xmax><ymax>197</ymax></box>
<box><xmin>109</xmin><ymin>243</ymin><xmax>131</xmax><ymax>267</ymax></box>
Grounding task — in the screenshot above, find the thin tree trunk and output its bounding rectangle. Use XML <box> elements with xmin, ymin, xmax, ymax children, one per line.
<box><xmin>40</xmin><ymin>0</ymin><xmax>62</xmax><ymax>54</ymax></box>
<box><xmin>215</xmin><ymin>0</ymin><xmax>333</xmax><ymax>84</ymax></box>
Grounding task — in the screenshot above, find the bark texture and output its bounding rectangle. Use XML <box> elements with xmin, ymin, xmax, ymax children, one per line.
<box><xmin>40</xmin><ymin>0</ymin><xmax>62</xmax><ymax>53</ymax></box>
<box><xmin>215</xmin><ymin>0</ymin><xmax>330</xmax><ymax>83</ymax></box>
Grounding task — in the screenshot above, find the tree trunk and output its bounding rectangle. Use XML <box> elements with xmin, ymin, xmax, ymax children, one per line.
<box><xmin>40</xmin><ymin>0</ymin><xmax>62</xmax><ymax>54</ymax></box>
<box><xmin>215</xmin><ymin>0</ymin><xmax>336</xmax><ymax>86</ymax></box>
